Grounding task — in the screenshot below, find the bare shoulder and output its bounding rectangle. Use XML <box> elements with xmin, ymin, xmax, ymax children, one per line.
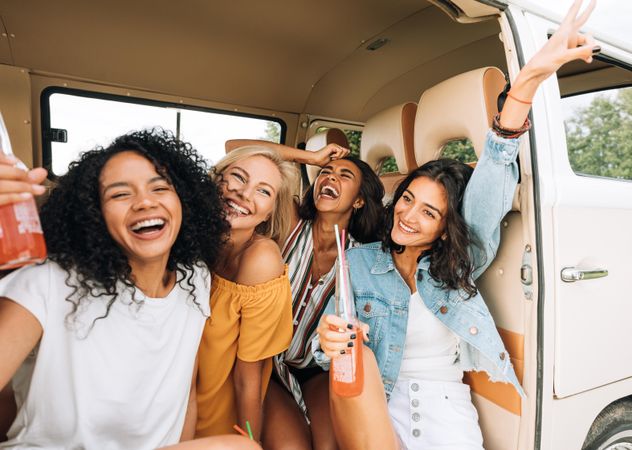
<box><xmin>235</xmin><ymin>237</ymin><xmax>284</xmax><ymax>286</ymax></box>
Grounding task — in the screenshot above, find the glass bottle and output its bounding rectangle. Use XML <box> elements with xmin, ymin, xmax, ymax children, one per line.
<box><xmin>0</xmin><ymin>111</ymin><xmax>47</xmax><ymax>269</ymax></box>
<box><xmin>330</xmin><ymin>258</ymin><xmax>364</xmax><ymax>397</ymax></box>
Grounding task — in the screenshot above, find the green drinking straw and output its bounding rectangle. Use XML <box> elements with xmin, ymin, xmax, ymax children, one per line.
<box><xmin>246</xmin><ymin>420</ymin><xmax>254</xmax><ymax>440</ymax></box>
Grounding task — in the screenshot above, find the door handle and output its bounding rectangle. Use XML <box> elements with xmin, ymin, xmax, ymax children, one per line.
<box><xmin>561</xmin><ymin>267</ymin><xmax>608</xmax><ymax>282</ymax></box>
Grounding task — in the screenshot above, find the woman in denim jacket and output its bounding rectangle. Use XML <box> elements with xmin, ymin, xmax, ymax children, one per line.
<box><xmin>316</xmin><ymin>1</ymin><xmax>598</xmax><ymax>449</ymax></box>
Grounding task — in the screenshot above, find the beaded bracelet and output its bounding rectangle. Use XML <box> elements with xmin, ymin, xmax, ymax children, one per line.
<box><xmin>492</xmin><ymin>113</ymin><xmax>531</xmax><ymax>139</ymax></box>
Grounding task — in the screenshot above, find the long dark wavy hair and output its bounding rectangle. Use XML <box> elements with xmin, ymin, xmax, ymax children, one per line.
<box><xmin>382</xmin><ymin>159</ymin><xmax>482</xmax><ymax>298</ymax></box>
<box><xmin>40</xmin><ymin>129</ymin><xmax>230</xmax><ymax>329</ymax></box>
<box><xmin>298</xmin><ymin>156</ymin><xmax>385</xmax><ymax>243</ymax></box>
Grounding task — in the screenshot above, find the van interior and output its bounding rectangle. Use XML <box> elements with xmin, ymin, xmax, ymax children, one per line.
<box><xmin>1</xmin><ymin>0</ymin><xmax>630</xmax><ymax>448</ymax></box>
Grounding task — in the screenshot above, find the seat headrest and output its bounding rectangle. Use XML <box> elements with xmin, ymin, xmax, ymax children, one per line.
<box><xmin>414</xmin><ymin>67</ymin><xmax>505</xmax><ymax>166</ymax></box>
<box><xmin>304</xmin><ymin>128</ymin><xmax>349</xmax><ymax>183</ymax></box>
<box><xmin>360</xmin><ymin>102</ymin><xmax>417</xmax><ymax>175</ymax></box>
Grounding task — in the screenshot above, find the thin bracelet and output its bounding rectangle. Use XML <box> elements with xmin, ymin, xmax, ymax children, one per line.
<box><xmin>507</xmin><ymin>91</ymin><xmax>533</xmax><ymax>105</ymax></box>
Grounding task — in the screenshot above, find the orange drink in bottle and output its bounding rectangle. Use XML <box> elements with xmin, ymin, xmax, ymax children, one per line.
<box><xmin>331</xmin><ymin>258</ymin><xmax>364</xmax><ymax>397</ymax></box>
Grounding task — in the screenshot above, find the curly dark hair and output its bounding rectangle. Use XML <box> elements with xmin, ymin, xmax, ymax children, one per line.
<box><xmin>40</xmin><ymin>129</ymin><xmax>229</xmax><ymax>328</ymax></box>
<box><xmin>298</xmin><ymin>156</ymin><xmax>385</xmax><ymax>243</ymax></box>
<box><xmin>382</xmin><ymin>159</ymin><xmax>482</xmax><ymax>298</ymax></box>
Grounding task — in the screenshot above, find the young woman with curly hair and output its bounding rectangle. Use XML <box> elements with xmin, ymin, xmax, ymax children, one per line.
<box><xmin>193</xmin><ymin>145</ymin><xmax>298</xmax><ymax>442</ymax></box>
<box><xmin>0</xmin><ymin>130</ymin><xmax>259</xmax><ymax>450</ymax></box>
<box><xmin>226</xmin><ymin>138</ymin><xmax>386</xmax><ymax>450</ymax></box>
<box><xmin>317</xmin><ymin>2</ymin><xmax>598</xmax><ymax>448</ymax></box>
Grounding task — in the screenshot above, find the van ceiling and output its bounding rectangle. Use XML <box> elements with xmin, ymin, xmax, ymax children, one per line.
<box><xmin>0</xmin><ymin>0</ymin><xmax>505</xmax><ymax>122</ymax></box>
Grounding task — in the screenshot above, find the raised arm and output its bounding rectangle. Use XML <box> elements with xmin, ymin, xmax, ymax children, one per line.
<box><xmin>225</xmin><ymin>139</ymin><xmax>349</xmax><ymax>167</ymax></box>
<box><xmin>500</xmin><ymin>0</ymin><xmax>597</xmax><ymax>129</ymax></box>
<box><xmin>462</xmin><ymin>132</ymin><xmax>520</xmax><ymax>279</ymax></box>
<box><xmin>465</xmin><ymin>0</ymin><xmax>597</xmax><ymax>278</ymax></box>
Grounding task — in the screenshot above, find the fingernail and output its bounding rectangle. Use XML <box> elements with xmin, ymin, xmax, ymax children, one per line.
<box><xmin>347</xmin><ymin>341</ymin><xmax>354</xmax><ymax>348</ymax></box>
<box><xmin>20</xmin><ymin>192</ymin><xmax>32</xmax><ymax>200</ymax></box>
<box><xmin>340</xmin><ymin>349</ymin><xmax>346</xmax><ymax>355</ymax></box>
<box><xmin>346</xmin><ymin>323</ymin><xmax>354</xmax><ymax>330</ymax></box>
<box><xmin>32</xmin><ymin>184</ymin><xmax>46</xmax><ymax>194</ymax></box>
<box><xmin>350</xmin><ymin>333</ymin><xmax>356</xmax><ymax>340</ymax></box>
<box><xmin>592</xmin><ymin>45</ymin><xmax>601</xmax><ymax>55</ymax></box>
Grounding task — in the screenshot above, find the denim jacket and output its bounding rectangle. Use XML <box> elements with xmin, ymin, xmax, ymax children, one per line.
<box><xmin>313</xmin><ymin>130</ymin><xmax>525</xmax><ymax>398</ymax></box>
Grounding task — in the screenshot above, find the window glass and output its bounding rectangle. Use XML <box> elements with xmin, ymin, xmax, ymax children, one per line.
<box><xmin>441</xmin><ymin>139</ymin><xmax>477</xmax><ymax>163</ymax></box>
<box><xmin>48</xmin><ymin>94</ymin><xmax>176</xmax><ymax>175</ymax></box>
<box><xmin>315</xmin><ymin>126</ymin><xmax>400</xmax><ymax>174</ymax></box>
<box><xmin>562</xmin><ymin>86</ymin><xmax>632</xmax><ymax>181</ymax></box>
<box><xmin>178</xmin><ymin>109</ymin><xmax>281</xmax><ymax>165</ymax></box>
<box><xmin>46</xmin><ymin>92</ymin><xmax>283</xmax><ymax>175</ymax></box>
<box><xmin>379</xmin><ymin>156</ymin><xmax>399</xmax><ymax>175</ymax></box>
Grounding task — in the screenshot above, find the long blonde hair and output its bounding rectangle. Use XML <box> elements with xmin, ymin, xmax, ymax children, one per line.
<box><xmin>212</xmin><ymin>145</ymin><xmax>298</xmax><ymax>246</ymax></box>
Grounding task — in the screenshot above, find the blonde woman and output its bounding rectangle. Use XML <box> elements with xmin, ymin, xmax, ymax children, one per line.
<box><xmin>195</xmin><ymin>146</ymin><xmax>297</xmax><ymax>442</ymax></box>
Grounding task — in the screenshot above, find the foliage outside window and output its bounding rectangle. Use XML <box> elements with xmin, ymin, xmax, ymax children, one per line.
<box><xmin>563</xmin><ymin>87</ymin><xmax>632</xmax><ymax>181</ymax></box>
<box><xmin>441</xmin><ymin>139</ymin><xmax>477</xmax><ymax>163</ymax></box>
<box><xmin>315</xmin><ymin>126</ymin><xmax>399</xmax><ymax>174</ymax></box>
<box><xmin>262</xmin><ymin>121</ymin><xmax>282</xmax><ymax>142</ymax></box>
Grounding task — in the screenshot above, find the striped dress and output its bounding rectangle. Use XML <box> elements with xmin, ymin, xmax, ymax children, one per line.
<box><xmin>273</xmin><ymin>219</ymin><xmax>355</xmax><ymax>418</ymax></box>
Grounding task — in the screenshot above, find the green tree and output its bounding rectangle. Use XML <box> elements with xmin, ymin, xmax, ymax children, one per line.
<box><xmin>380</xmin><ymin>156</ymin><xmax>399</xmax><ymax>174</ymax></box>
<box><xmin>261</xmin><ymin>121</ymin><xmax>281</xmax><ymax>143</ymax></box>
<box><xmin>442</xmin><ymin>139</ymin><xmax>477</xmax><ymax>163</ymax></box>
<box><xmin>343</xmin><ymin>129</ymin><xmax>361</xmax><ymax>158</ymax></box>
<box><xmin>565</xmin><ymin>88</ymin><xmax>632</xmax><ymax>180</ymax></box>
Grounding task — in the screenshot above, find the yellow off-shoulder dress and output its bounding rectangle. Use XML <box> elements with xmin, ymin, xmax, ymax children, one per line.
<box><xmin>195</xmin><ymin>267</ymin><xmax>292</xmax><ymax>437</ymax></box>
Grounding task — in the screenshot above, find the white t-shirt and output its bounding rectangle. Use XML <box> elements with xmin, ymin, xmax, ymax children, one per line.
<box><xmin>398</xmin><ymin>291</ymin><xmax>463</xmax><ymax>382</ymax></box>
<box><xmin>0</xmin><ymin>260</ymin><xmax>211</xmax><ymax>450</ymax></box>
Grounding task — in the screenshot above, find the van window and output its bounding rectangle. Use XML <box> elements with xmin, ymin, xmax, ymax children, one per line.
<box><xmin>43</xmin><ymin>90</ymin><xmax>284</xmax><ymax>175</ymax></box>
<box><xmin>314</xmin><ymin>126</ymin><xmax>362</xmax><ymax>156</ymax></box>
<box><xmin>442</xmin><ymin>138</ymin><xmax>477</xmax><ymax>163</ymax></box>
<box><xmin>378</xmin><ymin>156</ymin><xmax>399</xmax><ymax>175</ymax></box>
<box><xmin>562</xmin><ymin>85</ymin><xmax>632</xmax><ymax>181</ymax></box>
<box><xmin>315</xmin><ymin>126</ymin><xmax>400</xmax><ymax>175</ymax></box>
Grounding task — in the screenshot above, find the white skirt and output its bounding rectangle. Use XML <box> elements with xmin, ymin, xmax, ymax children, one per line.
<box><xmin>388</xmin><ymin>379</ymin><xmax>484</xmax><ymax>450</ymax></box>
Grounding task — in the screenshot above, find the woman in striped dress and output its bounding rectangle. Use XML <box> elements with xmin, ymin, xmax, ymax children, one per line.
<box><xmin>227</xmin><ymin>139</ymin><xmax>386</xmax><ymax>450</ymax></box>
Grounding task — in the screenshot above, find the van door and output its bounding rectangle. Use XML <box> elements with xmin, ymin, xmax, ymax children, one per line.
<box><xmin>552</xmin><ymin>79</ymin><xmax>632</xmax><ymax>399</ymax></box>
<box><xmin>509</xmin><ymin>5</ymin><xmax>632</xmax><ymax>399</ymax></box>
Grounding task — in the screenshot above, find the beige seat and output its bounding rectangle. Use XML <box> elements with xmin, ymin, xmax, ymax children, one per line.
<box><xmin>304</xmin><ymin>128</ymin><xmax>349</xmax><ymax>184</ymax></box>
<box><xmin>414</xmin><ymin>67</ymin><xmax>505</xmax><ymax>164</ymax></box>
<box><xmin>413</xmin><ymin>67</ymin><xmax>525</xmax><ymax>450</ymax></box>
<box><xmin>359</xmin><ymin>102</ymin><xmax>417</xmax><ymax>201</ymax></box>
